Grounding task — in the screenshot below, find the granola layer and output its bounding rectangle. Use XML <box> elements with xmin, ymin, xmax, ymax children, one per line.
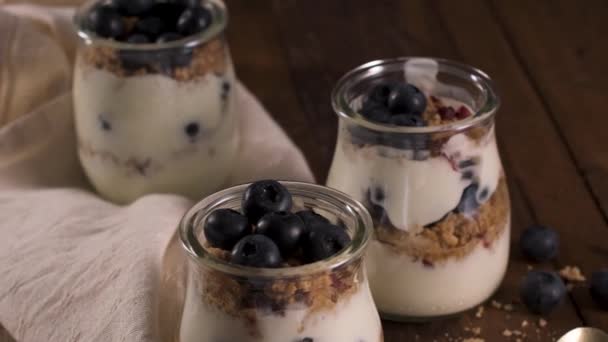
<box><xmin>195</xmin><ymin>248</ymin><xmax>361</xmax><ymax>337</ymax></box>
<box><xmin>81</xmin><ymin>37</ymin><xmax>228</xmax><ymax>81</ymax></box>
<box><xmin>372</xmin><ymin>176</ymin><xmax>510</xmax><ymax>264</ymax></box>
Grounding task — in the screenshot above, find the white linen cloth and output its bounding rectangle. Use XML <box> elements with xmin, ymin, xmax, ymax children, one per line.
<box><xmin>0</xmin><ymin>5</ymin><xmax>315</xmax><ymax>341</ymax></box>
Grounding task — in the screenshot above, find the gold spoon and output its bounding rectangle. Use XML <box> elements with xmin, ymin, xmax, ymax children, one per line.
<box><xmin>557</xmin><ymin>328</ymin><xmax>608</xmax><ymax>342</ymax></box>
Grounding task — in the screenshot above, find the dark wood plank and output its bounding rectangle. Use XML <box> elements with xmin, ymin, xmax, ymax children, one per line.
<box><xmin>223</xmin><ymin>0</ymin><xmax>324</xmax><ymax>179</ymax></box>
<box><xmin>486</xmin><ymin>0</ymin><xmax>608</xmax><ymax>330</ymax></box>
<box><xmin>490</xmin><ymin>0</ymin><xmax>608</xmax><ymax>221</ymax></box>
<box><xmin>270</xmin><ymin>0</ymin><xmax>458</xmax><ymax>183</ymax></box>
<box><xmin>269</xmin><ymin>0</ymin><xmax>584</xmax><ymax>340</ymax></box>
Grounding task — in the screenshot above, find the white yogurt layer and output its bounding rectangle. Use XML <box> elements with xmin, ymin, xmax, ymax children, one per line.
<box><xmin>326</xmin><ymin>122</ymin><xmax>501</xmax><ymax>231</ymax></box>
<box><xmin>179</xmin><ymin>280</ymin><xmax>383</xmax><ymax>342</ymax></box>
<box><xmin>367</xmin><ymin>222</ymin><xmax>510</xmax><ymax>318</ymax></box>
<box><xmin>73</xmin><ymin>59</ymin><xmax>238</xmax><ymax>203</ymax></box>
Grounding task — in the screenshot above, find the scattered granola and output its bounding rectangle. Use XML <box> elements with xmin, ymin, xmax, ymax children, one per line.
<box><xmin>491</xmin><ymin>300</ymin><xmax>503</xmax><ymax>310</ymax></box>
<box><xmin>560</xmin><ymin>266</ymin><xmax>586</xmax><ymax>282</ymax></box>
<box><xmin>475</xmin><ymin>306</ymin><xmax>485</xmax><ymax>318</ymax></box>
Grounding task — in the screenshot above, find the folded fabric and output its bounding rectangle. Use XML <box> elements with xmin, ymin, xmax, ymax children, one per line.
<box><xmin>0</xmin><ymin>5</ymin><xmax>314</xmax><ymax>342</ymax></box>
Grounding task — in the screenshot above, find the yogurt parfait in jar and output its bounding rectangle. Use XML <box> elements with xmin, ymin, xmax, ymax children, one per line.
<box><xmin>327</xmin><ymin>58</ymin><xmax>510</xmax><ymax>320</ymax></box>
<box><xmin>73</xmin><ymin>0</ymin><xmax>238</xmax><ymax>204</ymax></box>
<box><xmin>179</xmin><ymin>180</ymin><xmax>383</xmax><ymax>341</ymax></box>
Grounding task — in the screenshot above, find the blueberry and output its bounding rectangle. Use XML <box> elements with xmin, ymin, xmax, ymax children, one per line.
<box><xmin>204</xmin><ymin>209</ymin><xmax>251</xmax><ymax>250</ymax></box>
<box><xmin>302</xmin><ymin>224</ymin><xmax>351</xmax><ymax>263</ymax></box>
<box><xmin>87</xmin><ymin>5</ymin><xmax>125</xmax><ymax>38</ymax></box>
<box><xmin>365</xmin><ymin>188</ymin><xmax>390</xmax><ymax>225</ymax></box>
<box><xmin>242</xmin><ymin>180</ymin><xmax>292</xmax><ymax>224</ymax></box>
<box><xmin>360</xmin><ymin>102</ymin><xmax>391</xmax><ymax>124</ymax></box>
<box><xmin>134</xmin><ymin>17</ymin><xmax>165</xmax><ymax>38</ymax></box>
<box><xmin>177</xmin><ymin>7</ymin><xmax>213</xmax><ymax>35</ymax></box>
<box><xmin>455</xmin><ymin>184</ymin><xmax>480</xmax><ymax>214</ymax></box>
<box><xmin>461</xmin><ymin>170</ymin><xmax>475</xmax><ymax>180</ymax></box>
<box><xmin>230</xmin><ymin>234</ymin><xmax>282</xmax><ymax>268</ymax></box>
<box><xmin>459</xmin><ymin>159</ymin><xmax>477</xmax><ymax>169</ymax></box>
<box><xmin>98</xmin><ymin>116</ymin><xmax>111</xmax><ymax>131</ymax></box>
<box><xmin>112</xmin><ymin>0</ymin><xmax>155</xmax><ymax>15</ymax></box>
<box><xmin>296</xmin><ymin>210</ymin><xmax>330</xmax><ymax>230</ymax></box>
<box><xmin>390</xmin><ymin>113</ymin><xmax>426</xmax><ymax>127</ymax></box>
<box><xmin>184</xmin><ymin>122</ymin><xmax>200</xmax><ymax>138</ymax></box>
<box><xmin>221</xmin><ymin>81</ymin><xmax>231</xmax><ymax>100</ymax></box>
<box><xmin>173</xmin><ymin>0</ymin><xmax>201</xmax><ymax>7</ymax></box>
<box><xmin>365</xmin><ymin>82</ymin><xmax>395</xmax><ymax>107</ymax></box>
<box><xmin>256</xmin><ymin>212</ymin><xmax>306</xmax><ymax>255</ymax></box>
<box><xmin>157</xmin><ymin>32</ymin><xmax>183</xmax><ymax>43</ymax></box>
<box><xmin>519</xmin><ymin>225</ymin><xmax>559</xmax><ymax>262</ymax></box>
<box><xmin>119</xmin><ymin>50</ymin><xmax>152</xmax><ymax>71</ymax></box>
<box><xmin>347</xmin><ymin>125</ymin><xmax>381</xmax><ymax>147</ymax></box>
<box><xmin>172</xmin><ymin>48</ymin><xmax>194</xmax><ymax>67</ymax></box>
<box><xmin>126</xmin><ymin>34</ymin><xmax>150</xmax><ymax>44</ymax></box>
<box><xmin>520</xmin><ymin>271</ymin><xmax>566</xmax><ymax>314</ymax></box>
<box><xmin>387</xmin><ymin>83</ymin><xmax>427</xmax><ymax>115</ymax></box>
<box><xmin>479</xmin><ymin>187</ymin><xmax>490</xmax><ymax>201</ymax></box>
<box><xmin>147</xmin><ymin>3</ymin><xmax>187</xmax><ymax>29</ymax></box>
<box><xmin>590</xmin><ymin>270</ymin><xmax>608</xmax><ymax>309</ymax></box>
<box><xmin>156</xmin><ymin>48</ymin><xmax>193</xmax><ymax>74</ymax></box>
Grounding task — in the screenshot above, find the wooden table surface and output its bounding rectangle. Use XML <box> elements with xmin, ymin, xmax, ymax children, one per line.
<box><xmin>224</xmin><ymin>0</ymin><xmax>608</xmax><ymax>340</ymax></box>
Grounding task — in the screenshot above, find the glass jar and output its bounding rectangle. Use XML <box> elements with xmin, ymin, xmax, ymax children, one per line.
<box><xmin>178</xmin><ymin>182</ymin><xmax>383</xmax><ymax>342</ymax></box>
<box><xmin>327</xmin><ymin>57</ymin><xmax>511</xmax><ymax>321</ymax></box>
<box><xmin>73</xmin><ymin>0</ymin><xmax>238</xmax><ymax>204</ymax></box>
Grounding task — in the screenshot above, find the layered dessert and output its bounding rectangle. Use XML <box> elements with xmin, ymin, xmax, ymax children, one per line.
<box><xmin>179</xmin><ymin>180</ymin><xmax>383</xmax><ymax>341</ymax></box>
<box><xmin>73</xmin><ymin>0</ymin><xmax>238</xmax><ymax>203</ymax></box>
<box><xmin>327</xmin><ymin>58</ymin><xmax>510</xmax><ymax>319</ymax></box>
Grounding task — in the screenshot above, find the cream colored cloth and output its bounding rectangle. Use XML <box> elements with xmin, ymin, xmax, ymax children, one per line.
<box><xmin>0</xmin><ymin>5</ymin><xmax>314</xmax><ymax>342</ymax></box>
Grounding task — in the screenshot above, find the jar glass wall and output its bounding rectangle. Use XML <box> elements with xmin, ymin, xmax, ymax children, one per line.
<box><xmin>179</xmin><ymin>181</ymin><xmax>383</xmax><ymax>341</ymax></box>
<box><xmin>327</xmin><ymin>58</ymin><xmax>511</xmax><ymax>321</ymax></box>
<box><xmin>73</xmin><ymin>0</ymin><xmax>238</xmax><ymax>204</ymax></box>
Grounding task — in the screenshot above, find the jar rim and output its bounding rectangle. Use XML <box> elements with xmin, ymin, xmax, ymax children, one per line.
<box><xmin>73</xmin><ymin>0</ymin><xmax>228</xmax><ymax>51</ymax></box>
<box><xmin>331</xmin><ymin>57</ymin><xmax>501</xmax><ymax>134</ymax></box>
<box><xmin>179</xmin><ymin>181</ymin><xmax>373</xmax><ymax>278</ymax></box>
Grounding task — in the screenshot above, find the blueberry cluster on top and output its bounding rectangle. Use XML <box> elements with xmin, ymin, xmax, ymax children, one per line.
<box><xmin>203</xmin><ymin>180</ymin><xmax>352</xmax><ymax>268</ymax></box>
<box><xmin>86</xmin><ymin>0</ymin><xmax>212</xmax><ymax>44</ymax></box>
<box><xmin>359</xmin><ymin>81</ymin><xmax>428</xmax><ymax>127</ymax></box>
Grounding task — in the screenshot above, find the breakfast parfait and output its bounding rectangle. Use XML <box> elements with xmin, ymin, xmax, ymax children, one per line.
<box><xmin>327</xmin><ymin>58</ymin><xmax>511</xmax><ymax>320</ymax></box>
<box><xmin>178</xmin><ymin>180</ymin><xmax>383</xmax><ymax>341</ymax></box>
<box><xmin>73</xmin><ymin>0</ymin><xmax>238</xmax><ymax>204</ymax></box>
